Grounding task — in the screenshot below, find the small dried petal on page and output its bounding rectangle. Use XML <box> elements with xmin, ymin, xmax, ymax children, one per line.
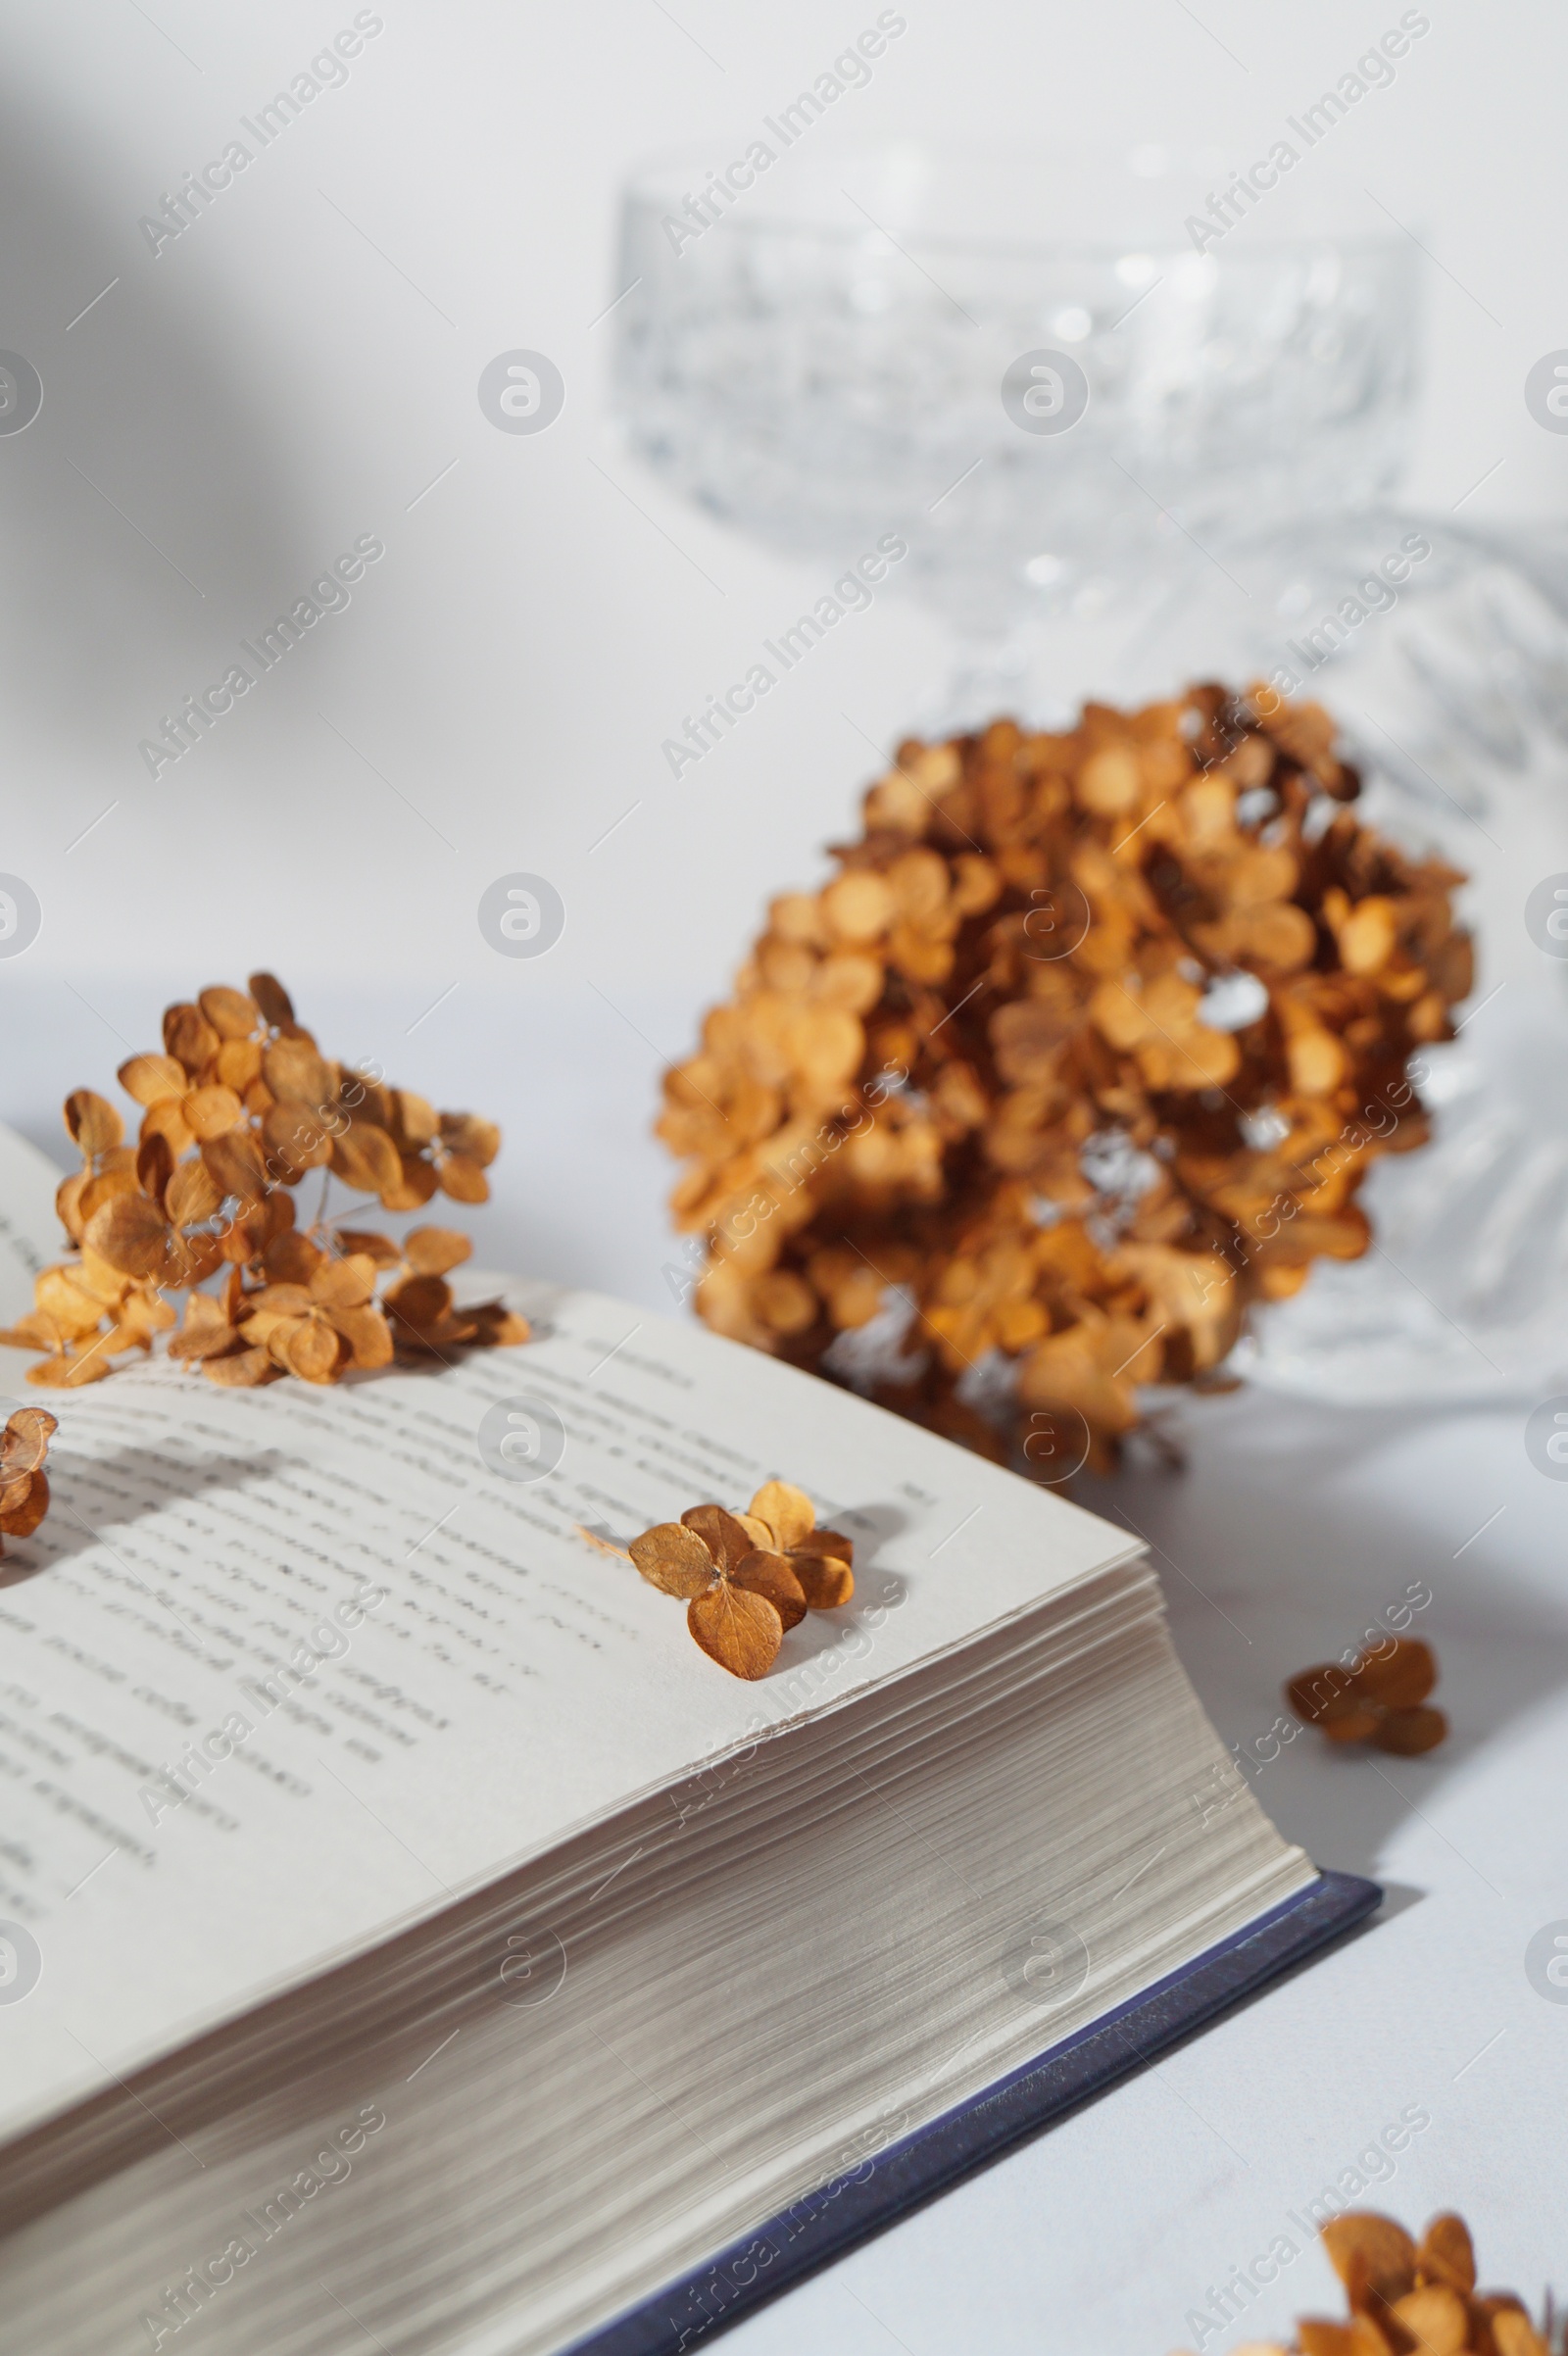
<box><xmin>119</xmin><ymin>1287</ymin><xmax>176</xmax><ymax>1341</ymax></box>
<box><xmin>732</xmin><ymin>1549</ymin><xmax>808</xmax><ymax>1630</ymax></box>
<box><xmin>798</xmin><ymin>1526</ymin><xmax>856</xmax><ymax>1572</ymax></box>
<box><xmin>35</xmin><ymin>1268</ymin><xmax>110</xmax><ymax>1338</ymax></box>
<box><xmin>466</xmin><ymin>1302</ymin><xmax>531</xmax><ymax>1348</ymax></box>
<box><xmin>628</xmin><ymin>1523</ymin><xmax>716</xmax><ymax>1599</ymax></box>
<box><xmin>276</xmin><ymin>1317</ymin><xmax>344</xmax><ymax>1385</ymax></box>
<box><xmin>790</xmin><ymin>1549</ymin><xmax>854</xmax><ymax>1608</ymax></box>
<box><xmin>734</xmin><ymin>1512</ymin><xmax>774</xmax><ymax>1552</ymax></box>
<box><xmin>681</xmin><ymin>1503</ymin><xmax>754</xmax><ymax>1575</ymax></box>
<box><xmin>0</xmin><ymin>1409</ymin><xmax>57</xmax><ymax>1479</ymax></box>
<box><xmin>27</xmin><ymin>1352</ymin><xmax>110</xmax><ymax>1388</ymax></box>
<box><xmin>403</xmin><ymin>1226</ymin><xmax>473</xmax><ymax>1276</ymax></box>
<box><xmin>384</xmin><ymin>1273</ymin><xmax>452</xmax><ymax>1333</ymax></box>
<box><xmin>325</xmin><ymin>1303</ymin><xmax>395</xmax><ymax>1370</ymax></box>
<box><xmin>309</xmin><ymin>1253</ymin><xmax>378</xmax><ymax>1310</ymax></box>
<box><xmin>118</xmin><ymin>1053</ymin><xmax>187</xmax><ymax>1106</ymax></box>
<box><xmin>0</xmin><ymin>1471</ymin><xmax>49</xmax><ymax>1538</ymax></box>
<box><xmin>168</xmin><ymin>1295</ymin><xmax>242</xmax><ymax>1360</ymax></box>
<box><xmin>203</xmin><ymin>1345</ymin><xmax>279</xmax><ymax>1388</ymax></box>
<box><xmin>688</xmin><ymin>1581</ymin><xmax>783</xmax><ymax>1678</ymax></box>
<box><xmin>749</xmin><ymin>1478</ymin><xmax>815</xmax><ymax>1550</ymax></box>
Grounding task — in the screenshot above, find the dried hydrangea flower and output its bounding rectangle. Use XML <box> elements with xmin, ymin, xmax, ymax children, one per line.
<box><xmin>0</xmin><ymin>1408</ymin><xmax>57</xmax><ymax>1552</ymax></box>
<box><xmin>627</xmin><ymin>1482</ymin><xmax>856</xmax><ymax>1677</ymax></box>
<box><xmin>0</xmin><ymin>977</ymin><xmax>525</xmax><ymax>1391</ymax></box>
<box><xmin>660</xmin><ymin>686</ymin><xmax>1470</xmax><ymax>1474</ymax></box>
<box><xmin>1286</xmin><ymin>1638</ymin><xmax>1446</xmax><ymax>1755</ymax></box>
<box><xmin>1174</xmin><ymin>2210</ymin><xmax>1555</xmax><ymax>2356</ymax></box>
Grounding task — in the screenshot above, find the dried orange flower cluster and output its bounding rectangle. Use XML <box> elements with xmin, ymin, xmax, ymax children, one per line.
<box><xmin>0</xmin><ymin>975</ymin><xmax>527</xmax><ymax>1390</ymax></box>
<box><xmin>628</xmin><ymin>1481</ymin><xmax>855</xmax><ymax>1678</ymax></box>
<box><xmin>1208</xmin><ymin>2208</ymin><xmax>1557</xmax><ymax>2355</ymax></box>
<box><xmin>0</xmin><ymin>1409</ymin><xmax>56</xmax><ymax>1555</ymax></box>
<box><xmin>1286</xmin><ymin>1637</ymin><xmax>1447</xmax><ymax>1756</ymax></box>
<box><xmin>660</xmin><ymin>686</ymin><xmax>1470</xmax><ymax>1471</ymax></box>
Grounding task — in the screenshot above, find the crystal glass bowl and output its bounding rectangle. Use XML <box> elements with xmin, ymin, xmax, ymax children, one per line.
<box><xmin>1126</xmin><ymin>510</ymin><xmax>1568</xmax><ymax>1402</ymax></box>
<box><xmin>613</xmin><ymin>141</ymin><xmax>1418</xmax><ymax>648</ymax></box>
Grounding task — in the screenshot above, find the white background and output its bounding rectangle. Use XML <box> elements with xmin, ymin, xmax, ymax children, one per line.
<box><xmin>1</xmin><ymin>4</ymin><xmax>1566</xmax><ymax>2348</ymax></box>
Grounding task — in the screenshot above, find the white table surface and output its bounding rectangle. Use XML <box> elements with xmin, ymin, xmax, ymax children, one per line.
<box><xmin>3</xmin><ymin>5</ymin><xmax>1565</xmax><ymax>2334</ymax></box>
<box><xmin>2</xmin><ymin>977</ymin><xmax>1563</xmax><ymax>2353</ymax></box>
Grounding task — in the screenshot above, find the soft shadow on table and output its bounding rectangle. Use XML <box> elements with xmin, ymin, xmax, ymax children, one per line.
<box><xmin>1076</xmin><ymin>1391</ymin><xmax>1568</xmax><ymax>1885</ymax></box>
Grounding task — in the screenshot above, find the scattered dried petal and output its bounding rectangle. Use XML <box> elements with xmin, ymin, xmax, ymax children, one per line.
<box><xmin>687</xmin><ymin>1580</ymin><xmax>783</xmax><ymax>1678</ymax></box>
<box><xmin>628</xmin><ymin>1523</ymin><xmax>717</xmax><ymax>1598</ymax></box>
<box><xmin>731</xmin><ymin>1548</ymin><xmax>808</xmax><ymax>1630</ymax></box>
<box><xmin>1371</xmin><ymin>1704</ymin><xmax>1447</xmax><ymax>1755</ymax></box>
<box><xmin>680</xmin><ymin>1503</ymin><xmax>755</xmax><ymax>1576</ymax></box>
<box><xmin>749</xmin><ymin>1478</ymin><xmax>815</xmax><ymax>1551</ymax></box>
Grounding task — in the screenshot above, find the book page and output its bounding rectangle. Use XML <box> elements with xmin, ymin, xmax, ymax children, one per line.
<box><xmin>0</xmin><ymin>1259</ymin><xmax>1140</xmax><ymax>2147</ymax></box>
<box><xmin>0</xmin><ymin>1124</ymin><xmax>69</xmax><ymax>1324</ymax></box>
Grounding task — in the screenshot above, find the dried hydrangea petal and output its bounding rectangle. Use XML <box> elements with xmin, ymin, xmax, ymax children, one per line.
<box><xmin>731</xmin><ymin>1548</ymin><xmax>808</xmax><ymax>1630</ymax></box>
<box><xmin>198</xmin><ymin>985</ymin><xmax>261</xmax><ymax>1040</ymax></box>
<box><xmin>1371</xmin><ymin>1705</ymin><xmax>1447</xmax><ymax>1755</ymax></box>
<box><xmin>1414</xmin><ymin>2214</ymin><xmax>1475</xmax><ymax>2295</ymax></box>
<box><xmin>1348</xmin><ymin>1638</ymin><xmax>1435</xmax><ymax>1711</ymax></box>
<box><xmin>203</xmin><ymin>1345</ymin><xmax>280</xmax><ymax>1388</ymax></box>
<box><xmin>789</xmin><ymin>1547</ymin><xmax>854</xmax><ymax>1609</ymax></box>
<box><xmin>680</xmin><ymin>1503</ymin><xmax>754</xmax><ymax>1576</ymax></box>
<box><xmin>0</xmin><ymin>1408</ymin><xmax>57</xmax><ymax>1480</ymax></box>
<box><xmin>64</xmin><ymin>1090</ymin><xmax>123</xmax><ymax>1158</ymax></box>
<box><xmin>628</xmin><ymin>1523</ymin><xmax>715</xmax><ymax>1599</ymax></box>
<box><xmin>118</xmin><ymin>1054</ymin><xmax>186</xmax><ymax>1106</ymax></box>
<box><xmin>687</xmin><ymin>1581</ymin><xmax>782</xmax><ymax>1678</ymax></box>
<box><xmin>0</xmin><ymin>1470</ymin><xmax>49</xmax><ymax>1538</ymax></box>
<box><xmin>749</xmin><ymin>1479</ymin><xmax>815</xmax><ymax>1552</ymax></box>
<box><xmin>1387</xmin><ymin>2285</ymin><xmax>1467</xmax><ymax>2355</ymax></box>
<box><xmin>1321</xmin><ymin>2214</ymin><xmax>1416</xmax><ymax>2306</ymax></box>
<box><xmin>403</xmin><ymin>1227</ymin><xmax>473</xmax><ymax>1276</ymax></box>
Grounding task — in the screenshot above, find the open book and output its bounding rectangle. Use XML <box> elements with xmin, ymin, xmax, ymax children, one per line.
<box><xmin>0</xmin><ymin>1122</ymin><xmax>1373</xmax><ymax>2356</ymax></box>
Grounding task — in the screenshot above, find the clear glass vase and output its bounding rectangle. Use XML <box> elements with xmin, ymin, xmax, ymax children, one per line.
<box><xmin>612</xmin><ymin>139</ymin><xmax>1568</xmax><ymax>1406</ymax></box>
